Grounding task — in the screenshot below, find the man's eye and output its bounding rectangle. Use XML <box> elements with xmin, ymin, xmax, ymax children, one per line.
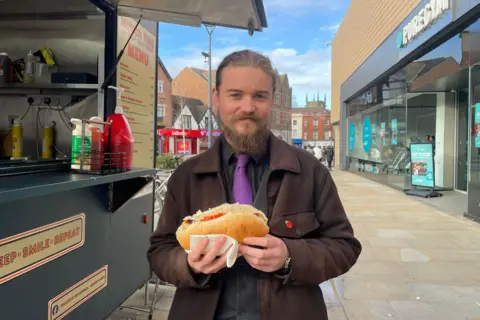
<box><xmin>231</xmin><ymin>93</ymin><xmax>242</xmax><ymax>98</ymax></box>
<box><xmin>255</xmin><ymin>95</ymin><xmax>267</xmax><ymax>100</ymax></box>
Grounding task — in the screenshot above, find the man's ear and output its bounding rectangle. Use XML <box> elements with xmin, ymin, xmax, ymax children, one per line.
<box><xmin>212</xmin><ymin>86</ymin><xmax>219</xmax><ymax>114</ymax></box>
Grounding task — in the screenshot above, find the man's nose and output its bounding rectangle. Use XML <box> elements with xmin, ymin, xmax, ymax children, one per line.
<box><xmin>239</xmin><ymin>96</ymin><xmax>255</xmax><ymax>113</ymax></box>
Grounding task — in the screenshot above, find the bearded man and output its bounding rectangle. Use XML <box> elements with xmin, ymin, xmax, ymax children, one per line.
<box><xmin>147</xmin><ymin>50</ymin><xmax>361</xmax><ymax>320</ymax></box>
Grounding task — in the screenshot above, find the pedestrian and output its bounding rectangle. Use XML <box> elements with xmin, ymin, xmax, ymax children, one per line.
<box><xmin>326</xmin><ymin>146</ymin><xmax>334</xmax><ymax>170</ymax></box>
<box><xmin>147</xmin><ymin>49</ymin><xmax>361</xmax><ymax>320</ymax></box>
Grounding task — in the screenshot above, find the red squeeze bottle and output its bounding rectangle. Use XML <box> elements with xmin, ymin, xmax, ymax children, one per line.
<box><xmin>104</xmin><ymin>105</ymin><xmax>134</xmax><ymax>171</ymax></box>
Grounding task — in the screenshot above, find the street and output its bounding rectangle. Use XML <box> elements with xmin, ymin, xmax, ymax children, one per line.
<box><xmin>109</xmin><ymin>170</ymin><xmax>480</xmax><ymax>320</ymax></box>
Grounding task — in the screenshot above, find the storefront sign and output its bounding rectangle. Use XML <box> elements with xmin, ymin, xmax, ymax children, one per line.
<box><xmin>292</xmin><ymin>138</ymin><xmax>303</xmax><ymax>146</ymax></box>
<box><xmin>371</xmin><ymin>124</ymin><xmax>377</xmax><ymax>146</ymax></box>
<box><xmin>0</xmin><ymin>214</ymin><xmax>85</xmax><ymax>285</ymax></box>
<box><xmin>398</xmin><ymin>0</ymin><xmax>450</xmax><ymax>48</ymax></box>
<box><xmin>157</xmin><ymin>128</ymin><xmax>222</xmax><ymax>138</ymax></box>
<box><xmin>475</xmin><ymin>103</ymin><xmax>480</xmax><ymax>148</ymax></box>
<box><xmin>362</xmin><ymin>117</ymin><xmax>371</xmax><ymax>152</ymax></box>
<box><xmin>349</xmin><ymin>122</ymin><xmax>355</xmax><ymax>151</ymax></box>
<box><xmin>410</xmin><ymin>143</ymin><xmax>435</xmax><ymax>188</ymax></box>
<box><xmin>391</xmin><ymin>119</ymin><xmax>398</xmax><ymax>145</ymax></box>
<box><xmin>48</xmin><ymin>265</ymin><xmax>108</xmax><ymax>320</ymax></box>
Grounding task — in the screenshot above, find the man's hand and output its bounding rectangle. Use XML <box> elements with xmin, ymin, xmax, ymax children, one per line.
<box><xmin>239</xmin><ymin>234</ymin><xmax>289</xmax><ymax>273</ymax></box>
<box><xmin>187</xmin><ymin>236</ymin><xmax>230</xmax><ymax>275</ymax></box>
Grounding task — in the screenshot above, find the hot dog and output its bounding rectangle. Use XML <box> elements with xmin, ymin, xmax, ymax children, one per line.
<box><xmin>176</xmin><ymin>203</ymin><xmax>269</xmax><ymax>250</ymax></box>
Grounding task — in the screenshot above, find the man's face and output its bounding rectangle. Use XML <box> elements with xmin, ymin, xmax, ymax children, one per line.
<box><xmin>213</xmin><ymin>66</ymin><xmax>272</xmax><ymax>152</ymax></box>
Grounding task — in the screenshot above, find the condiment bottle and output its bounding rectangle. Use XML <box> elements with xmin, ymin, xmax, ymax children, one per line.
<box><xmin>11</xmin><ymin>119</ymin><xmax>23</xmax><ymax>158</ymax></box>
<box><xmin>89</xmin><ymin>117</ymin><xmax>104</xmax><ymax>171</ymax></box>
<box><xmin>104</xmin><ymin>86</ymin><xmax>134</xmax><ymax>170</ymax></box>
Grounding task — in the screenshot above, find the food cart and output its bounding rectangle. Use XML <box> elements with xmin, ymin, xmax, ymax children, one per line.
<box><xmin>0</xmin><ymin>0</ymin><xmax>267</xmax><ymax>319</ymax></box>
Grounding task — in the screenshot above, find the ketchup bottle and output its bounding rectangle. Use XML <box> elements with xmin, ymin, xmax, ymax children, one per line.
<box><xmin>104</xmin><ymin>103</ymin><xmax>134</xmax><ymax>171</ymax></box>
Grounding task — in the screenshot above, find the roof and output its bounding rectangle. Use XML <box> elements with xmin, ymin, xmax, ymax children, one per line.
<box><xmin>292</xmin><ymin>107</ymin><xmax>330</xmax><ymax>115</ymax></box>
<box><xmin>172</xmin><ymin>95</ymin><xmax>207</xmax><ymax>124</ymax></box>
<box><xmin>190</xmin><ymin>67</ymin><xmax>217</xmax><ymax>85</ymax></box>
<box><xmin>158</xmin><ymin>57</ymin><xmax>172</xmax><ymax>81</ymax></box>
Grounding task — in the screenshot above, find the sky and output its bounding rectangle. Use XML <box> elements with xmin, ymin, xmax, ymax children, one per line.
<box><xmin>158</xmin><ymin>0</ymin><xmax>351</xmax><ymax>109</ymax></box>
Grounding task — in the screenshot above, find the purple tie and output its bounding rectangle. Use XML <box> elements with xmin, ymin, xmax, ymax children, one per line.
<box><xmin>232</xmin><ymin>154</ymin><xmax>253</xmax><ymax>205</ymax></box>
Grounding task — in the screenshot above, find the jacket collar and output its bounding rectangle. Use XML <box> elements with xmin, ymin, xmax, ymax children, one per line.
<box><xmin>192</xmin><ymin>132</ymin><xmax>300</xmax><ymax>175</ymax></box>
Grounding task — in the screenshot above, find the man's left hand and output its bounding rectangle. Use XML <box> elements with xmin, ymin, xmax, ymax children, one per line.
<box><xmin>239</xmin><ymin>234</ymin><xmax>289</xmax><ymax>273</ymax></box>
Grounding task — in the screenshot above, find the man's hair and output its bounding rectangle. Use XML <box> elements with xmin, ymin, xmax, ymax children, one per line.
<box><xmin>215</xmin><ymin>49</ymin><xmax>277</xmax><ymax>93</ymax></box>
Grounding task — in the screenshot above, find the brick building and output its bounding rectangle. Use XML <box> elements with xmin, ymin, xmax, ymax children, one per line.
<box><xmin>172</xmin><ymin>67</ymin><xmax>213</xmax><ymax>106</ymax></box>
<box><xmin>293</xmin><ymin>108</ymin><xmax>332</xmax><ymax>141</ymax></box>
<box><xmin>270</xmin><ymin>73</ymin><xmax>292</xmax><ymax>142</ymax></box>
<box><xmin>330</xmin><ymin>0</ymin><xmax>421</xmax><ymax>167</ymax></box>
<box><xmin>157</xmin><ymin>57</ymin><xmax>173</xmax><ymax>128</ymax></box>
<box><xmin>172</xmin><ymin>67</ymin><xmax>292</xmax><ymax>141</ymax></box>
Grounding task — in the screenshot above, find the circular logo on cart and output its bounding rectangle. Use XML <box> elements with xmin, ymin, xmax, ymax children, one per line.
<box><xmin>349</xmin><ymin>122</ymin><xmax>355</xmax><ymax>151</ymax></box>
<box><xmin>363</xmin><ymin>117</ymin><xmax>371</xmax><ymax>153</ymax></box>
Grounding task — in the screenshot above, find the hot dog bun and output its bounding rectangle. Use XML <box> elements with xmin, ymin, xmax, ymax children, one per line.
<box><xmin>176</xmin><ymin>203</ymin><xmax>269</xmax><ymax>250</ymax></box>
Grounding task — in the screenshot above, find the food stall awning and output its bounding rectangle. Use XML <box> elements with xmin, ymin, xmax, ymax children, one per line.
<box><xmin>1</xmin><ymin>0</ymin><xmax>267</xmax><ymax>32</ymax></box>
<box><xmin>103</xmin><ymin>0</ymin><xmax>268</xmax><ymax>31</ymax></box>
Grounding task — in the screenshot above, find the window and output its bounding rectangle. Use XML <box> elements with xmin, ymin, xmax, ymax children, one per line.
<box><xmin>313</xmin><ymin>120</ymin><xmax>318</xmax><ymax>126</ymax></box>
<box><xmin>157</xmin><ymin>80</ymin><xmax>164</xmax><ymax>93</ymax></box>
<box><xmin>293</xmin><ymin>120</ymin><xmax>297</xmax><ymax>126</ymax></box>
<box><xmin>293</xmin><ymin>130</ymin><xmax>298</xmax><ymax>138</ymax></box>
<box><xmin>157</xmin><ymin>104</ymin><xmax>165</xmax><ymax>118</ymax></box>
<box><xmin>313</xmin><ymin>130</ymin><xmax>318</xmax><ymax>140</ymax></box>
<box><xmin>313</xmin><ymin>112</ymin><xmax>319</xmax><ymax>116</ymax></box>
<box><xmin>324</xmin><ymin>130</ymin><xmax>331</xmax><ymax>139</ymax></box>
<box><xmin>303</xmin><ymin>132</ymin><xmax>307</xmax><ymax>140</ymax></box>
<box><xmin>304</xmin><ymin>120</ymin><xmax>307</xmax><ymax>126</ymax></box>
<box><xmin>182</xmin><ymin>115</ymin><xmax>192</xmax><ymax>129</ymax></box>
<box><xmin>324</xmin><ymin>119</ymin><xmax>330</xmax><ymax>125</ymax></box>
<box><xmin>274</xmin><ymin>93</ymin><xmax>280</xmax><ymax>105</ymax></box>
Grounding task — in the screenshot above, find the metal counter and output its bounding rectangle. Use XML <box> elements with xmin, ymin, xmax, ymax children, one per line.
<box><xmin>0</xmin><ymin>169</ymin><xmax>155</xmax><ymax>319</ymax></box>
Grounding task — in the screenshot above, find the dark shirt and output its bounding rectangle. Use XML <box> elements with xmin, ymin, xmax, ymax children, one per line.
<box><xmin>214</xmin><ymin>135</ymin><xmax>270</xmax><ymax>320</ymax></box>
<box><xmin>220</xmin><ymin>135</ymin><xmax>269</xmax><ymax>197</ymax></box>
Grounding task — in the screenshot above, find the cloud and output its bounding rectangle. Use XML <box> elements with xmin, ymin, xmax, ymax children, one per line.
<box><xmin>275</xmin><ymin>41</ymin><xmax>284</xmax><ymax>45</ymax></box>
<box><xmin>319</xmin><ymin>23</ymin><xmax>340</xmax><ymax>32</ymax></box>
<box><xmin>163</xmin><ymin>45</ymin><xmax>332</xmax><ymax>108</ymax></box>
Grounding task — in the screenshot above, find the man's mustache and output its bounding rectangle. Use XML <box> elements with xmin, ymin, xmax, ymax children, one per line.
<box><xmin>234</xmin><ymin>114</ymin><xmax>262</xmax><ymax>123</ymax></box>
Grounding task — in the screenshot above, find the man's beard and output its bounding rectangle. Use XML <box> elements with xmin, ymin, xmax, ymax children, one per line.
<box><xmin>218</xmin><ymin>112</ymin><xmax>270</xmax><ymax>154</ymax></box>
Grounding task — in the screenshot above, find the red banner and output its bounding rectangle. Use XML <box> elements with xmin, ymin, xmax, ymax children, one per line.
<box><xmin>157</xmin><ymin>128</ymin><xmax>222</xmax><ymax>138</ymax></box>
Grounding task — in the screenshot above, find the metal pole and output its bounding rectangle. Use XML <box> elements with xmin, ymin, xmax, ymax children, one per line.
<box><xmin>208</xmin><ymin>34</ymin><xmax>213</xmax><ymax>147</ymax></box>
<box><xmin>205</xmin><ymin>24</ymin><xmax>215</xmax><ymax>148</ymax></box>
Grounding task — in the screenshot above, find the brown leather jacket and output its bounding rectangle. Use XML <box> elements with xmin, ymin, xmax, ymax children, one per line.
<box><xmin>147</xmin><ymin>135</ymin><xmax>361</xmax><ymax>320</ymax></box>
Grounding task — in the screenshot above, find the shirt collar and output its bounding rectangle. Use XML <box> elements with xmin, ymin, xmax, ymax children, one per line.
<box><xmin>220</xmin><ymin>134</ymin><xmax>269</xmax><ymax>165</ymax></box>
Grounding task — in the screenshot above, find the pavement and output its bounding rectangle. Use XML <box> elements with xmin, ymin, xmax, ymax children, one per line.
<box><xmin>108</xmin><ymin>170</ymin><xmax>480</xmax><ymax>320</ymax></box>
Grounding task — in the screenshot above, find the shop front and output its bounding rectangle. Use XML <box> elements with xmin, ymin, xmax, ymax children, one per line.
<box><xmin>157</xmin><ymin>128</ymin><xmax>222</xmax><ymax>155</ymax></box>
<box><xmin>338</xmin><ymin>0</ymin><xmax>480</xmax><ymax>221</ymax></box>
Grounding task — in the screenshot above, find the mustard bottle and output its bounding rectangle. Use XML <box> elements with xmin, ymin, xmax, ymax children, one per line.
<box><xmin>11</xmin><ymin>119</ymin><xmax>23</xmax><ymax>158</ymax></box>
<box><xmin>42</xmin><ymin>124</ymin><xmax>54</xmax><ymax>159</ymax></box>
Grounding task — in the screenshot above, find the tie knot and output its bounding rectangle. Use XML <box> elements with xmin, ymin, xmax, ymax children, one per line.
<box><xmin>235</xmin><ymin>154</ymin><xmax>250</xmax><ymax>168</ymax></box>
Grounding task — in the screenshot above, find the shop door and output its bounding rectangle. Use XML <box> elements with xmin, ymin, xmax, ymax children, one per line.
<box><xmin>455</xmin><ymin>90</ymin><xmax>469</xmax><ymax>192</ymax></box>
<box><xmin>191</xmin><ymin>138</ymin><xmax>198</xmax><ymax>154</ymax></box>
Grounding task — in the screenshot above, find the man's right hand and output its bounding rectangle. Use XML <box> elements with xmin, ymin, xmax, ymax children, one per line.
<box><xmin>187</xmin><ymin>236</ymin><xmax>229</xmax><ymax>275</ymax></box>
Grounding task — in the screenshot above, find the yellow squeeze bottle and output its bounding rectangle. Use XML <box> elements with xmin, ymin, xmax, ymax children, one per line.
<box><xmin>42</xmin><ymin>125</ymin><xmax>54</xmax><ymax>159</ymax></box>
<box><xmin>11</xmin><ymin>119</ymin><xmax>23</xmax><ymax>158</ymax></box>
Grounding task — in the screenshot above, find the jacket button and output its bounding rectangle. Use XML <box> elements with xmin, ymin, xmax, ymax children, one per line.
<box><xmin>291</xmin><ymin>277</ymin><xmax>296</xmax><ymax>282</ymax></box>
